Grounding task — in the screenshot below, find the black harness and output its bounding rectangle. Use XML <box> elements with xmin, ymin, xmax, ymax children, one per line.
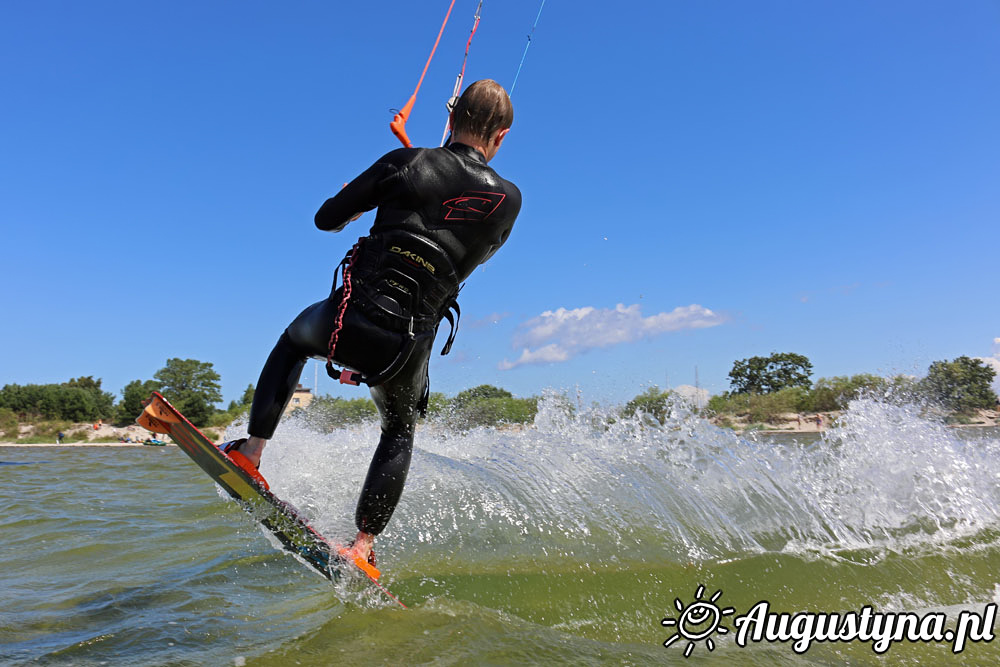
<box><xmin>325</xmin><ymin>231</ymin><xmax>462</xmax><ymax>387</ymax></box>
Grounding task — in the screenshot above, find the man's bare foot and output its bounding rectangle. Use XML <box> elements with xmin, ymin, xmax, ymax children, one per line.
<box><xmin>340</xmin><ymin>531</ymin><xmax>375</xmax><ymax>564</ymax></box>
<box><xmin>237</xmin><ymin>436</ymin><xmax>267</xmax><ymax>467</ymax></box>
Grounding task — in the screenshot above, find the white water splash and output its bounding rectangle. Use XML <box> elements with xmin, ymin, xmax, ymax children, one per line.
<box><xmin>227</xmin><ymin>393</ymin><xmax>1000</xmax><ymax>570</ymax></box>
<box><xmin>778</xmin><ymin>398</ymin><xmax>1000</xmax><ymax>553</ymax></box>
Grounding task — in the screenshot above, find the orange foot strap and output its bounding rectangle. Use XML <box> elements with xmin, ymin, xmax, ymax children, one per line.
<box><xmin>224</xmin><ymin>449</ymin><xmax>270</xmax><ymax>491</ymax></box>
<box><xmin>337</xmin><ymin>546</ymin><xmax>381</xmax><ymax>581</ymax></box>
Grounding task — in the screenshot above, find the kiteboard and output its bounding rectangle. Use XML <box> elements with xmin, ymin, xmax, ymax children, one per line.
<box><xmin>137</xmin><ymin>391</ymin><xmax>405</xmax><ymax>608</ymax></box>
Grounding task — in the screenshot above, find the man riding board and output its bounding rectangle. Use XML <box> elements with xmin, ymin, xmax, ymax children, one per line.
<box><xmin>222</xmin><ymin>80</ymin><xmax>521</xmax><ymax>566</ymax></box>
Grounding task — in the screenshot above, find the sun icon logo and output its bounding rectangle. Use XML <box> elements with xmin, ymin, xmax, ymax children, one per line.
<box><xmin>661</xmin><ymin>585</ymin><xmax>735</xmax><ymax>657</ymax></box>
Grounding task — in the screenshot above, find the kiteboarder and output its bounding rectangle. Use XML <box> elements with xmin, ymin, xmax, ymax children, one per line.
<box><xmin>223</xmin><ymin>80</ymin><xmax>521</xmax><ymax>565</ymax></box>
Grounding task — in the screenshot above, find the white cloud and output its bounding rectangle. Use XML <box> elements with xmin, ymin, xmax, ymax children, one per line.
<box><xmin>981</xmin><ymin>357</ymin><xmax>1000</xmax><ymax>374</ymax></box>
<box><xmin>974</xmin><ymin>337</ymin><xmax>1000</xmax><ymax>394</ymax></box>
<box><xmin>672</xmin><ymin>384</ymin><xmax>710</xmax><ymax>408</ymax></box>
<box><xmin>980</xmin><ymin>357</ymin><xmax>1000</xmax><ymax>394</ymax></box>
<box><xmin>499</xmin><ymin>303</ymin><xmax>726</xmax><ymax>369</ymax></box>
<box><xmin>498</xmin><ymin>344</ymin><xmax>571</xmax><ymax>370</ymax></box>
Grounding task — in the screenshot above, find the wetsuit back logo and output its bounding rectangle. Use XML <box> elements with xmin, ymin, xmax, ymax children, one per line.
<box><xmin>442</xmin><ymin>191</ymin><xmax>506</xmax><ymax>221</ymax></box>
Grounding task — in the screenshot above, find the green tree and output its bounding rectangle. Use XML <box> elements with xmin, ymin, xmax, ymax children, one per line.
<box><xmin>0</xmin><ymin>384</ymin><xmax>46</xmax><ymax>418</ymax></box>
<box><xmin>729</xmin><ymin>352</ymin><xmax>813</xmax><ymax>394</ymax></box>
<box><xmin>805</xmin><ymin>374</ymin><xmax>888</xmax><ymax>411</ymax></box>
<box><xmin>303</xmin><ymin>395</ymin><xmax>377</xmax><ymax>430</ymax></box>
<box><xmin>154</xmin><ymin>358</ymin><xmax>222</xmax><ymax>426</ymax></box>
<box><xmin>0</xmin><ymin>384</ymin><xmax>35</xmax><ymax>416</ymax></box>
<box><xmin>448</xmin><ymin>396</ymin><xmax>537</xmax><ymax>429</ymax></box>
<box><xmin>227</xmin><ymin>384</ymin><xmax>255</xmax><ymax>413</ymax></box>
<box><xmin>920</xmin><ymin>356</ymin><xmax>998</xmax><ymax>414</ymax></box>
<box><xmin>622</xmin><ymin>387</ymin><xmax>672</xmax><ymax>424</ymax></box>
<box><xmin>55</xmin><ymin>387</ymin><xmax>98</xmax><ymax>422</ymax></box>
<box><xmin>706</xmin><ymin>392</ymin><xmax>740</xmax><ymax>415</ymax></box>
<box><xmin>424</xmin><ymin>392</ymin><xmax>449</xmax><ymax>416</ymax></box>
<box><xmin>239</xmin><ymin>383</ymin><xmax>254</xmax><ymax>406</ymax></box>
<box><xmin>439</xmin><ymin>385</ymin><xmax>538</xmax><ymax>429</ymax></box>
<box><xmin>63</xmin><ymin>376</ymin><xmax>116</xmax><ymax>419</ymax></box>
<box><xmin>0</xmin><ymin>407</ymin><xmax>19</xmax><ymax>439</ymax></box>
<box><xmin>452</xmin><ymin>384</ymin><xmax>513</xmax><ymax>408</ymax></box>
<box><xmin>706</xmin><ymin>387</ymin><xmax>809</xmax><ymax>424</ymax></box>
<box><xmin>888</xmin><ymin>374</ymin><xmax>920</xmax><ymax>397</ymax></box>
<box><xmin>0</xmin><ymin>381</ymin><xmax>112</xmax><ymax>422</ymax></box>
<box><xmin>117</xmin><ymin>379</ymin><xmax>163</xmax><ymax>425</ymax></box>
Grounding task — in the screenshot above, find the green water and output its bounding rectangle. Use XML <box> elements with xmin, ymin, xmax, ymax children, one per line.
<box><xmin>2</xmin><ymin>400</ymin><xmax>999</xmax><ymax>665</ymax></box>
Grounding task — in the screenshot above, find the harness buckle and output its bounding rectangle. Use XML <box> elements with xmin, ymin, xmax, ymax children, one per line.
<box><xmin>339</xmin><ymin>370</ymin><xmax>361</xmax><ymax>385</ymax></box>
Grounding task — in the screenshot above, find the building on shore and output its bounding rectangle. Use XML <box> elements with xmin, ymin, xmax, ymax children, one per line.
<box><xmin>283</xmin><ymin>384</ymin><xmax>314</xmax><ymax>415</ymax></box>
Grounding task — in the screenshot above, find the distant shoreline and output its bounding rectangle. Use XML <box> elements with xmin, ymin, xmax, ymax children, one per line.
<box><xmin>3</xmin><ymin>406</ymin><xmax>996</xmax><ymax>447</ymax></box>
<box><xmin>0</xmin><ymin>442</ymin><xmax>175</xmax><ymax>448</ymax></box>
<box><xmin>4</xmin><ymin>420</ymin><xmax>187</xmax><ymax>448</ymax></box>
<box><xmin>3</xmin><ymin>418</ymin><xmax>998</xmax><ymax>447</ymax></box>
<box><xmin>710</xmin><ymin>408</ymin><xmax>998</xmax><ymax>434</ymax></box>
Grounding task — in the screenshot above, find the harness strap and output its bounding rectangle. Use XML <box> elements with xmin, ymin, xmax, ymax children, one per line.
<box><xmin>440</xmin><ymin>300</ymin><xmax>461</xmax><ymax>356</ymax></box>
<box><xmin>325</xmin><ymin>241</ymin><xmax>361</xmax><ymax>381</ymax></box>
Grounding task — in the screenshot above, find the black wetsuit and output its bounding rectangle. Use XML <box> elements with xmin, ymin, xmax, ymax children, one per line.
<box><xmin>248</xmin><ymin>142</ymin><xmax>521</xmax><ymax>535</ymax></box>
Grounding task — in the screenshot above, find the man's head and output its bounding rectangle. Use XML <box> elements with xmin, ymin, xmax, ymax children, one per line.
<box><xmin>449</xmin><ymin>79</ymin><xmax>513</xmax><ymax>161</ymax></box>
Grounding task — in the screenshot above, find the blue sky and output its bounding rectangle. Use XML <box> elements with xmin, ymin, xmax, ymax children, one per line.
<box><xmin>2</xmin><ymin>1</ymin><xmax>998</xmax><ymax>406</ymax></box>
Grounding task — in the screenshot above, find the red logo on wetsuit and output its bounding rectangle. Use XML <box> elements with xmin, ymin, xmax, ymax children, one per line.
<box><xmin>442</xmin><ymin>191</ymin><xmax>506</xmax><ymax>221</ymax></box>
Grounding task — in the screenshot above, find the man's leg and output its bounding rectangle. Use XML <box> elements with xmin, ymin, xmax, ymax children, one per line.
<box><xmin>241</xmin><ymin>299</ymin><xmax>339</xmax><ymax>465</ymax></box>
<box><xmin>342</xmin><ymin>338</ymin><xmax>432</xmax><ymax>562</ymax></box>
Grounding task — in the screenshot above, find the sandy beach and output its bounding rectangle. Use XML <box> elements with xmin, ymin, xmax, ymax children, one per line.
<box><xmin>0</xmin><ymin>442</ymin><xmax>172</xmax><ymax>448</ymax></box>
<box><xmin>0</xmin><ymin>421</ymin><xmax>177</xmax><ymax>447</ymax></box>
<box><xmin>712</xmin><ymin>408</ymin><xmax>999</xmax><ymax>434</ymax></box>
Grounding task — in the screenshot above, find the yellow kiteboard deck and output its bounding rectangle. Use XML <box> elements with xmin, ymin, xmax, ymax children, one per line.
<box><xmin>138</xmin><ymin>392</ymin><xmax>405</xmax><ymax>608</ymax></box>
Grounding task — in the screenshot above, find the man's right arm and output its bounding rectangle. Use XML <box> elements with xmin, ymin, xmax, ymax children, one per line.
<box><xmin>479</xmin><ymin>181</ymin><xmax>522</xmax><ymax>263</ymax></box>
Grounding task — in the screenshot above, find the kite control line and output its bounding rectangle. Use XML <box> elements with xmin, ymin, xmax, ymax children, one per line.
<box><xmin>390</xmin><ymin>0</ymin><xmax>458</xmax><ymax>148</ymax></box>
<box><xmin>440</xmin><ymin>0</ymin><xmax>483</xmax><ymax>146</ymax></box>
<box><xmin>510</xmin><ymin>0</ymin><xmax>546</xmax><ymax>96</ymax></box>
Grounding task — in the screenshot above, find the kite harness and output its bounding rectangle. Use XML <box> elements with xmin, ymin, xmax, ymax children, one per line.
<box><xmin>325</xmin><ymin>234</ymin><xmax>462</xmax><ymax>387</ymax></box>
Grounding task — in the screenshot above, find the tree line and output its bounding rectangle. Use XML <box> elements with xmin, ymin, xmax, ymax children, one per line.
<box><xmin>0</xmin><ymin>359</ymin><xmax>254</xmax><ymax>431</ymax></box>
<box><xmin>706</xmin><ymin>352</ymin><xmax>998</xmax><ymax>426</ymax></box>
<box><xmin>1</xmin><ymin>352</ymin><xmax>995</xmax><ymax>438</ymax></box>
<box><xmin>299</xmin><ymin>384</ymin><xmax>539</xmax><ymax>432</ymax></box>
<box><xmin>0</xmin><ymin>358</ymin><xmax>540</xmax><ymax>435</ymax></box>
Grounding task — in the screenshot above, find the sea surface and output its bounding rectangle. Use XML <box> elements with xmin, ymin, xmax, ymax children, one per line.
<box><xmin>2</xmin><ymin>396</ymin><xmax>999</xmax><ymax>665</ymax></box>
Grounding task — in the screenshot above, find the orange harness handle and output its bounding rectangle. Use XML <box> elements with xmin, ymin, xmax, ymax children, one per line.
<box><xmin>390</xmin><ymin>95</ymin><xmax>418</xmax><ymax>148</ymax></box>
